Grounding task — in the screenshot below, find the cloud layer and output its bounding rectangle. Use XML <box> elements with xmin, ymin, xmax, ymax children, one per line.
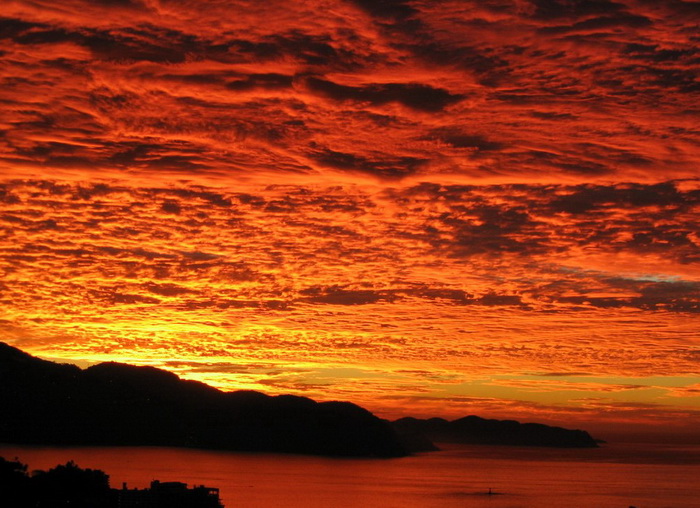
<box><xmin>1</xmin><ymin>0</ymin><xmax>699</xmax><ymax>435</ymax></box>
<box><xmin>2</xmin><ymin>0</ymin><xmax>699</xmax><ymax>185</ymax></box>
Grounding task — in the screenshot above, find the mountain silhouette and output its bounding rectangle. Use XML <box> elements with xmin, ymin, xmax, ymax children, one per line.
<box><xmin>392</xmin><ymin>415</ymin><xmax>598</xmax><ymax>448</ymax></box>
<box><xmin>0</xmin><ymin>343</ymin><xmax>599</xmax><ymax>454</ymax></box>
<box><xmin>0</xmin><ymin>342</ymin><xmax>407</xmax><ymax>457</ymax></box>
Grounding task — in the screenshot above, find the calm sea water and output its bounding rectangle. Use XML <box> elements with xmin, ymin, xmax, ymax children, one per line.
<box><xmin>2</xmin><ymin>443</ymin><xmax>699</xmax><ymax>508</ymax></box>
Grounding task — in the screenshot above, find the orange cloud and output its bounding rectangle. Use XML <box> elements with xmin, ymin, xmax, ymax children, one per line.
<box><xmin>1</xmin><ymin>0</ymin><xmax>699</xmax><ymax>438</ymax></box>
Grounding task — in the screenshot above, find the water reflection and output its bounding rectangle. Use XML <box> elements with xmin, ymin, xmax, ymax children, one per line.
<box><xmin>1</xmin><ymin>444</ymin><xmax>699</xmax><ymax>508</ymax></box>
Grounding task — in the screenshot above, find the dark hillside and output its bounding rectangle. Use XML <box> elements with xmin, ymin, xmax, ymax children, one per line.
<box><xmin>0</xmin><ymin>342</ymin><xmax>407</xmax><ymax>458</ymax></box>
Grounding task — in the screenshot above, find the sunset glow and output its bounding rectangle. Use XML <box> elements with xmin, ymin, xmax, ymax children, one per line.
<box><xmin>1</xmin><ymin>0</ymin><xmax>699</xmax><ymax>439</ymax></box>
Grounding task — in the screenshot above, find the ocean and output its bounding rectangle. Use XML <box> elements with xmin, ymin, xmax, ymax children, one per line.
<box><xmin>2</xmin><ymin>442</ymin><xmax>699</xmax><ymax>507</ymax></box>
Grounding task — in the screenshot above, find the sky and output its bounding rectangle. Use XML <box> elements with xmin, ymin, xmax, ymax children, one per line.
<box><xmin>1</xmin><ymin>0</ymin><xmax>699</xmax><ymax>440</ymax></box>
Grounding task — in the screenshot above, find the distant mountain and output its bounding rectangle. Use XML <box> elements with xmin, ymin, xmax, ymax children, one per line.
<box><xmin>0</xmin><ymin>342</ymin><xmax>408</xmax><ymax>458</ymax></box>
<box><xmin>392</xmin><ymin>416</ymin><xmax>599</xmax><ymax>448</ymax></box>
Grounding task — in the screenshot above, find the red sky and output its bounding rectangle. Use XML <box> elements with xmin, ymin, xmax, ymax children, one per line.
<box><xmin>1</xmin><ymin>0</ymin><xmax>699</xmax><ymax>440</ymax></box>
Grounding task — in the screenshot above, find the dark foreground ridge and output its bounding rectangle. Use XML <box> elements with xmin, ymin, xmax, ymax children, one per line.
<box><xmin>0</xmin><ymin>342</ymin><xmax>407</xmax><ymax>457</ymax></box>
<box><xmin>0</xmin><ymin>456</ymin><xmax>223</xmax><ymax>508</ymax></box>
<box><xmin>392</xmin><ymin>415</ymin><xmax>599</xmax><ymax>448</ymax></box>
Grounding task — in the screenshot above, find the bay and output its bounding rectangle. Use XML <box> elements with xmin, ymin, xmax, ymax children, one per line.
<box><xmin>1</xmin><ymin>443</ymin><xmax>699</xmax><ymax>507</ymax></box>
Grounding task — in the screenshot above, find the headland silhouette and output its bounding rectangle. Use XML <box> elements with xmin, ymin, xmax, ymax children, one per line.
<box><xmin>0</xmin><ymin>342</ymin><xmax>599</xmax><ymax>456</ymax></box>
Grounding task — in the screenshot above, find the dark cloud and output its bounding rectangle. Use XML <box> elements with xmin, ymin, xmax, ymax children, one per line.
<box><xmin>179</xmin><ymin>250</ymin><xmax>220</xmax><ymax>261</ymax></box>
<box><xmin>269</xmin><ymin>32</ymin><xmax>351</xmax><ymax>67</ymax></box>
<box><xmin>109</xmin><ymin>292</ymin><xmax>161</xmax><ymax>304</ymax></box>
<box><xmin>535</xmin><ymin>372</ymin><xmax>595</xmax><ymax>377</ymax></box>
<box><xmin>349</xmin><ymin>0</ymin><xmax>418</xmax><ymax>20</ymax></box>
<box><xmin>423</xmin><ymin>128</ymin><xmax>506</xmax><ymax>151</ymax></box>
<box><xmin>640</xmin><ymin>66</ymin><xmax>700</xmax><ymax>93</ymax></box>
<box><xmin>146</xmin><ymin>155</ymin><xmax>209</xmax><ymax>171</ymax></box>
<box><xmin>160</xmin><ymin>200</ymin><xmax>181</xmax><ymax>214</ymax></box>
<box><xmin>546</xmin><ymin>182</ymin><xmax>692</xmax><ymax>214</ymax></box>
<box><xmin>91</xmin><ymin>0</ymin><xmax>143</xmax><ymax>6</ymax></box>
<box><xmin>384</xmin><ymin>180</ymin><xmax>700</xmax><ymax>273</ymax></box>
<box><xmin>540</xmin><ymin>14</ymin><xmax>653</xmax><ymax>34</ymax></box>
<box><xmin>411</xmin><ymin>288</ymin><xmax>473</xmax><ymax>303</ymax></box>
<box><xmin>3</xmin><ymin>21</ymin><xmax>195</xmax><ymax>63</ymax></box>
<box><xmin>148</xmin><ymin>188</ymin><xmax>233</xmax><ymax>208</ymax></box>
<box><xmin>438</xmin><ymin>205</ymin><xmax>547</xmax><ymax>258</ymax></box>
<box><xmin>623</xmin><ymin>43</ymin><xmax>700</xmax><ymax>63</ymax></box>
<box><xmin>145</xmin><ymin>282</ymin><xmax>196</xmax><ymax>296</ymax></box>
<box><xmin>95</xmin><ymin>246</ymin><xmax>177</xmax><ymax>260</ymax></box>
<box><xmin>528</xmin><ymin>0</ymin><xmax>628</xmax><ymax>20</ymax></box>
<box><xmin>640</xmin><ymin>281</ymin><xmax>700</xmax><ymax>299</ymax></box>
<box><xmin>624</xmin><ymin>227</ymin><xmax>697</xmax><ymax>255</ymax></box>
<box><xmin>1</xmin><ymin>16</ymin><xmax>287</xmax><ymax>65</ymax></box>
<box><xmin>558</xmin><ymin>289</ymin><xmax>700</xmax><ymax>313</ymax></box>
<box><xmin>300</xmin><ymin>286</ymin><xmax>398</xmax><ymax>305</ymax></box>
<box><xmin>227</xmin><ymin>73</ymin><xmax>294</xmax><ymax>91</ymax></box>
<box><xmin>407</xmin><ymin>288</ymin><xmax>525</xmax><ymax>307</ymax></box>
<box><xmin>477</xmin><ymin>293</ymin><xmax>524</xmax><ymax>306</ymax></box>
<box><xmin>309</xmin><ymin>146</ymin><xmax>427</xmax><ymax>178</ymax></box>
<box><xmin>638</xmin><ymin>0</ymin><xmax>700</xmax><ymax>18</ymax></box>
<box><xmin>192</xmin><ymin>299</ymin><xmax>291</xmax><ymax>311</ymax></box>
<box><xmin>305</xmin><ymin>77</ymin><xmax>463</xmax><ymax>112</ymax></box>
<box><xmin>211</xmin><ymin>31</ymin><xmax>370</xmax><ymax>69</ymax></box>
<box><xmin>0</xmin><ymin>17</ymin><xmax>45</xmax><ymax>40</ymax></box>
<box><xmin>108</xmin><ymin>142</ymin><xmax>169</xmax><ymax>166</ymax></box>
<box><xmin>408</xmin><ymin>42</ymin><xmax>511</xmax><ymax>86</ymax></box>
<box><xmin>529</xmin><ymin>111</ymin><xmax>579</xmax><ymax>120</ymax></box>
<box><xmin>508</xmin><ymin>149</ymin><xmax>613</xmax><ymax>176</ymax></box>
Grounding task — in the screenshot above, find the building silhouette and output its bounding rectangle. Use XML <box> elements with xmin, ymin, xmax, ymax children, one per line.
<box><xmin>118</xmin><ymin>480</ymin><xmax>223</xmax><ymax>508</ymax></box>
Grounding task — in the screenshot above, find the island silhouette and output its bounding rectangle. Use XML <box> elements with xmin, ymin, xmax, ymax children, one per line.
<box><xmin>0</xmin><ymin>342</ymin><xmax>598</xmax><ymax>456</ymax></box>
<box><xmin>393</xmin><ymin>416</ymin><xmax>598</xmax><ymax>448</ymax></box>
